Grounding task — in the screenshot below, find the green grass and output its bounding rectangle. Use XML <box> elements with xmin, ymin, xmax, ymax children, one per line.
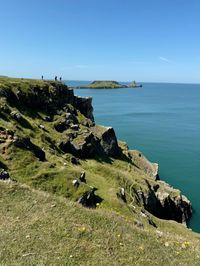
<box><xmin>77</xmin><ymin>80</ymin><xmax>126</xmax><ymax>88</ymax></box>
<box><xmin>0</xmin><ymin>181</ymin><xmax>200</xmax><ymax>266</ymax></box>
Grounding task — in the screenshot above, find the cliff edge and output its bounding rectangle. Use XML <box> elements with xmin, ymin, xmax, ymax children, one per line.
<box><xmin>0</xmin><ymin>76</ymin><xmax>192</xmax><ymax>226</ymax></box>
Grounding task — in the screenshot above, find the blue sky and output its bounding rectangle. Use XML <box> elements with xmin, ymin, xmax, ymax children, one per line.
<box><xmin>1</xmin><ymin>0</ymin><xmax>200</xmax><ymax>83</ymax></box>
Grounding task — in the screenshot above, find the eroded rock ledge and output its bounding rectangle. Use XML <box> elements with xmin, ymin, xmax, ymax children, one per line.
<box><xmin>126</xmin><ymin>150</ymin><xmax>192</xmax><ymax>224</ymax></box>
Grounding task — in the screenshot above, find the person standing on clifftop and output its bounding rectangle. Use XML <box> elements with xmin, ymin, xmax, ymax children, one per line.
<box><xmin>55</xmin><ymin>76</ymin><xmax>57</xmax><ymax>81</ymax></box>
<box><xmin>59</xmin><ymin>76</ymin><xmax>62</xmax><ymax>81</ymax></box>
<box><xmin>41</xmin><ymin>75</ymin><xmax>44</xmax><ymax>80</ymax></box>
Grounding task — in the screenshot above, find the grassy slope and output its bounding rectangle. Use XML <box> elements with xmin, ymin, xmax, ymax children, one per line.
<box><xmin>0</xmin><ymin>77</ymin><xmax>200</xmax><ymax>265</ymax></box>
<box><xmin>1</xmin><ymin>181</ymin><xmax>200</xmax><ymax>266</ymax></box>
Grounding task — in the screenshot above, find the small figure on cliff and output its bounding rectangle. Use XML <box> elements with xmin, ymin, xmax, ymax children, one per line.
<box><xmin>41</xmin><ymin>75</ymin><xmax>44</xmax><ymax>80</ymax></box>
<box><xmin>55</xmin><ymin>76</ymin><xmax>57</xmax><ymax>81</ymax></box>
<box><xmin>59</xmin><ymin>76</ymin><xmax>62</xmax><ymax>81</ymax></box>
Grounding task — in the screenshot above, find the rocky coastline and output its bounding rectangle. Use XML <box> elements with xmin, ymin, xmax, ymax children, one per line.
<box><xmin>0</xmin><ymin>77</ymin><xmax>192</xmax><ymax>226</ymax></box>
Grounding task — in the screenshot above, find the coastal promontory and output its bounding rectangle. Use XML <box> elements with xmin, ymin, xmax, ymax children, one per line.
<box><xmin>0</xmin><ymin>76</ymin><xmax>199</xmax><ymax>265</ymax></box>
<box><xmin>70</xmin><ymin>80</ymin><xmax>142</xmax><ymax>89</ymax></box>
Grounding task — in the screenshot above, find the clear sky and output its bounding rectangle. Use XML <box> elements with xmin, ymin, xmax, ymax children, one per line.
<box><xmin>1</xmin><ymin>0</ymin><xmax>200</xmax><ymax>83</ymax></box>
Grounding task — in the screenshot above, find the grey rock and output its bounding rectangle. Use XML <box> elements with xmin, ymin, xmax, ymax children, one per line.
<box><xmin>0</xmin><ymin>169</ymin><xmax>9</xmax><ymax>180</ymax></box>
<box><xmin>11</xmin><ymin>111</ymin><xmax>22</xmax><ymax>121</ymax></box>
<box><xmin>78</xmin><ymin>187</ymin><xmax>98</xmax><ymax>208</ymax></box>
<box><xmin>135</xmin><ymin>181</ymin><xmax>192</xmax><ymax>224</ymax></box>
<box><xmin>70</xmin><ymin>124</ymin><xmax>79</xmax><ymax>131</ymax></box>
<box><xmin>54</xmin><ymin>118</ymin><xmax>71</xmax><ymax>132</ymax></box>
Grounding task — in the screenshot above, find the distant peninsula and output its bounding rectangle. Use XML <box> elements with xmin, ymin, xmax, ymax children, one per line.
<box><xmin>70</xmin><ymin>80</ymin><xmax>142</xmax><ymax>89</ymax></box>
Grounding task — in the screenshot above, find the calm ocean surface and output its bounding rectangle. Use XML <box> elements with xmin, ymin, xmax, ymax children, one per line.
<box><xmin>67</xmin><ymin>81</ymin><xmax>200</xmax><ymax>232</ymax></box>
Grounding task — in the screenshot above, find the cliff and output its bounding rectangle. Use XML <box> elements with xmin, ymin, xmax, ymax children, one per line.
<box><xmin>0</xmin><ymin>76</ymin><xmax>198</xmax><ymax>265</ymax></box>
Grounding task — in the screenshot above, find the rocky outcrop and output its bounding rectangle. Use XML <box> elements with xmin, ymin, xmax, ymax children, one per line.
<box><xmin>0</xmin><ymin>81</ymin><xmax>94</xmax><ymax>121</ymax></box>
<box><xmin>73</xmin><ymin>96</ymin><xmax>94</xmax><ymax>122</ymax></box>
<box><xmin>134</xmin><ymin>180</ymin><xmax>192</xmax><ymax>224</ymax></box>
<box><xmin>78</xmin><ymin>187</ymin><xmax>100</xmax><ymax>208</ymax></box>
<box><xmin>59</xmin><ymin>125</ymin><xmax>121</xmax><ymax>158</ymax></box>
<box><xmin>128</xmin><ymin>150</ymin><xmax>159</xmax><ymax>180</ymax></box>
<box><xmin>92</xmin><ymin>126</ymin><xmax>120</xmax><ymax>157</ymax></box>
<box><xmin>0</xmin><ymin>77</ymin><xmax>193</xmax><ymax>227</ymax></box>
<box><xmin>0</xmin><ymin>169</ymin><xmax>9</xmax><ymax>180</ymax></box>
<box><xmin>59</xmin><ymin>132</ymin><xmax>103</xmax><ymax>158</ymax></box>
<box><xmin>13</xmin><ymin>137</ymin><xmax>46</xmax><ymax>161</ymax></box>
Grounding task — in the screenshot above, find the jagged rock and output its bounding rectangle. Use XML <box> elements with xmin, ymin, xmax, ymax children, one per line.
<box><xmin>10</xmin><ymin>111</ymin><xmax>32</xmax><ymax>128</ymax></box>
<box><xmin>13</xmin><ymin>137</ymin><xmax>46</xmax><ymax>161</ymax></box>
<box><xmin>1</xmin><ymin>82</ymin><xmax>94</xmax><ymax>121</ymax></box>
<box><xmin>73</xmin><ymin>96</ymin><xmax>94</xmax><ymax>122</ymax></box>
<box><xmin>81</xmin><ymin>119</ymin><xmax>94</xmax><ymax>127</ymax></box>
<box><xmin>54</xmin><ymin>118</ymin><xmax>71</xmax><ymax>132</ymax></box>
<box><xmin>59</xmin><ymin>132</ymin><xmax>103</xmax><ymax>158</ymax></box>
<box><xmin>78</xmin><ymin>187</ymin><xmax>98</xmax><ymax>208</ymax></box>
<box><xmin>0</xmin><ymin>169</ymin><xmax>9</xmax><ymax>180</ymax></box>
<box><xmin>67</xmin><ymin>132</ymin><xmax>78</xmax><ymax>140</ymax></box>
<box><xmin>135</xmin><ymin>181</ymin><xmax>192</xmax><ymax>224</ymax></box>
<box><xmin>128</xmin><ymin>150</ymin><xmax>159</xmax><ymax>180</ymax></box>
<box><xmin>91</xmin><ymin>126</ymin><xmax>120</xmax><ymax>157</ymax></box>
<box><xmin>60</xmin><ymin>126</ymin><xmax>121</xmax><ymax>159</ymax></box>
<box><xmin>10</xmin><ymin>111</ymin><xmax>22</xmax><ymax>121</ymax></box>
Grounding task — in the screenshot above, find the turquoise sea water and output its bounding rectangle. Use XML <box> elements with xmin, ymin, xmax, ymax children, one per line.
<box><xmin>67</xmin><ymin>81</ymin><xmax>200</xmax><ymax>232</ymax></box>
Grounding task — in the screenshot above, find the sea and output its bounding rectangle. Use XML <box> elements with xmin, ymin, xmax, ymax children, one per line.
<box><xmin>66</xmin><ymin>81</ymin><xmax>200</xmax><ymax>232</ymax></box>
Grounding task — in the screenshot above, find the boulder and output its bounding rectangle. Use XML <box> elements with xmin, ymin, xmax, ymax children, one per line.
<box><xmin>91</xmin><ymin>125</ymin><xmax>121</xmax><ymax>157</ymax></box>
<box><xmin>10</xmin><ymin>111</ymin><xmax>22</xmax><ymax>121</ymax></box>
<box><xmin>54</xmin><ymin>118</ymin><xmax>71</xmax><ymax>132</ymax></box>
<box><xmin>0</xmin><ymin>169</ymin><xmax>9</xmax><ymax>180</ymax></box>
<box><xmin>59</xmin><ymin>132</ymin><xmax>104</xmax><ymax>158</ymax></box>
<box><xmin>78</xmin><ymin>187</ymin><xmax>98</xmax><ymax>208</ymax></box>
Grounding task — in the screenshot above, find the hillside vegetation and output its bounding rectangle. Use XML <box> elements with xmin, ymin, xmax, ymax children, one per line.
<box><xmin>0</xmin><ymin>76</ymin><xmax>199</xmax><ymax>265</ymax></box>
<box><xmin>71</xmin><ymin>80</ymin><xmax>142</xmax><ymax>89</ymax></box>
